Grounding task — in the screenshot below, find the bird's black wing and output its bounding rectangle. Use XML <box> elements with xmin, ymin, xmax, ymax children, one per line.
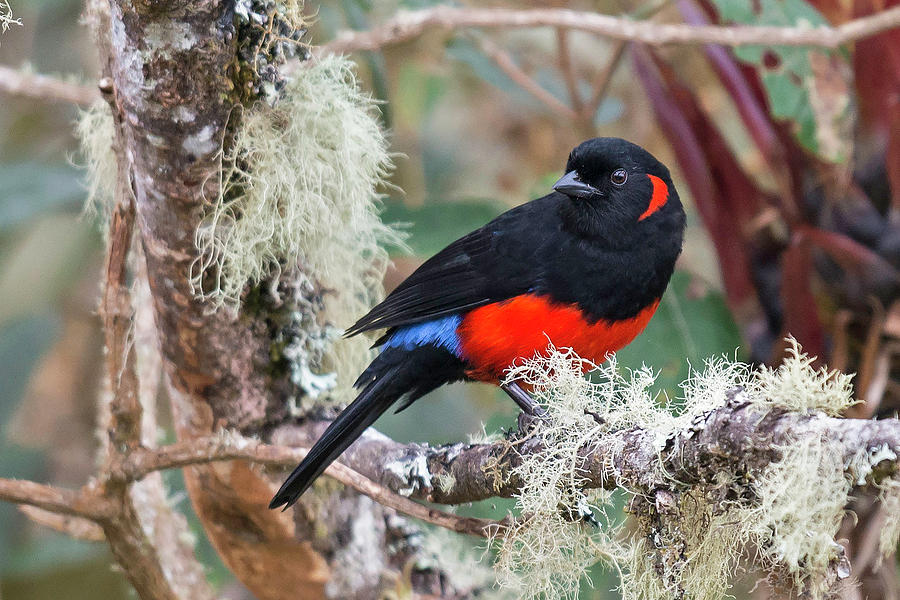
<box><xmin>345</xmin><ymin>198</ymin><xmax>555</xmax><ymax>338</ymax></box>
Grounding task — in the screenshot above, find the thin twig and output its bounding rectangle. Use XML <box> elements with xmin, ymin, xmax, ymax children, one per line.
<box><xmin>122</xmin><ymin>435</ymin><xmax>505</xmax><ymax>538</ymax></box>
<box><xmin>556</xmin><ymin>28</ymin><xmax>583</xmax><ymax>113</ymax></box>
<box><xmin>584</xmin><ymin>42</ymin><xmax>627</xmax><ymax>118</ymax></box>
<box><xmin>0</xmin><ymin>65</ymin><xmax>99</xmax><ymax>105</ymax></box>
<box><xmin>89</xmin><ymin>20</ymin><xmax>190</xmax><ymax>594</ymax></box>
<box><xmin>472</xmin><ymin>34</ymin><xmax>577</xmax><ymax>119</ymax></box>
<box><xmin>0</xmin><ymin>478</ymin><xmax>108</xmax><ymax>518</ymax></box>
<box><xmin>0</xmin><ymin>434</ymin><xmax>505</xmax><ymax>539</ymax></box>
<box><xmin>320</xmin><ymin>5</ymin><xmax>900</xmax><ymax>54</ymax></box>
<box><xmin>19</xmin><ymin>506</ymin><xmax>106</xmax><ymax>541</ymax></box>
<box><xmin>101</xmin><ymin>187</ymin><xmax>142</xmax><ymax>452</ymax></box>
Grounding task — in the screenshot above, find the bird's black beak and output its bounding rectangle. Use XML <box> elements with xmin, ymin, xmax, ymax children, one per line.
<box><xmin>552</xmin><ymin>171</ymin><xmax>601</xmax><ymax>200</ymax></box>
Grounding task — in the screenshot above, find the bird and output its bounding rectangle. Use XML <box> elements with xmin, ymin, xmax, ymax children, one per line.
<box><xmin>269</xmin><ymin>137</ymin><xmax>686</xmax><ymax>510</ymax></box>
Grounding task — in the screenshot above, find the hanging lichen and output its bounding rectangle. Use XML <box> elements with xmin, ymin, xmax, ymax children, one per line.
<box><xmin>0</xmin><ymin>0</ymin><xmax>20</xmax><ymax>38</ymax></box>
<box><xmin>191</xmin><ymin>55</ymin><xmax>404</xmax><ymax>403</ymax></box>
<box><xmin>76</xmin><ymin>101</ymin><xmax>117</xmax><ymax>225</ymax></box>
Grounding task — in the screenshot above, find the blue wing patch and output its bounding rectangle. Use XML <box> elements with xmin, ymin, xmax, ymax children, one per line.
<box><xmin>382</xmin><ymin>314</ymin><xmax>463</xmax><ymax>356</ymax></box>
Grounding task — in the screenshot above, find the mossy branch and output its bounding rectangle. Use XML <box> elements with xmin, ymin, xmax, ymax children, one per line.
<box><xmin>281</xmin><ymin>389</ymin><xmax>900</xmax><ymax>505</ymax></box>
<box><xmin>6</xmin><ymin>398</ymin><xmax>897</xmax><ymax>530</ymax></box>
<box><xmin>275</xmin><ymin>374</ymin><xmax>899</xmax><ymax>599</ymax></box>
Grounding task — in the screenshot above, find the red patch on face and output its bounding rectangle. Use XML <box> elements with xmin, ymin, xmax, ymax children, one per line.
<box><xmin>639</xmin><ymin>174</ymin><xmax>669</xmax><ymax>221</ymax></box>
<box><xmin>457</xmin><ymin>294</ymin><xmax>660</xmax><ymax>382</ymax></box>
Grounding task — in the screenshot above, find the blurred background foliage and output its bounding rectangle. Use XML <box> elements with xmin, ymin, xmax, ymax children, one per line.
<box><xmin>0</xmin><ymin>0</ymin><xmax>897</xmax><ymax>598</ymax></box>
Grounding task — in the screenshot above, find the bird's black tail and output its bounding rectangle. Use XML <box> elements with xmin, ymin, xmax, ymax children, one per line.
<box><xmin>268</xmin><ymin>364</ymin><xmax>401</xmax><ymax>510</ymax></box>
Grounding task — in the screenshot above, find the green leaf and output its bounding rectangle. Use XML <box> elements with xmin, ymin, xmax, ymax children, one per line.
<box><xmin>0</xmin><ymin>214</ymin><xmax>97</xmax><ymax>327</ymax></box>
<box><xmin>0</xmin><ymin>162</ymin><xmax>84</xmax><ymax>230</ymax></box>
<box><xmin>381</xmin><ymin>199</ymin><xmax>505</xmax><ymax>257</ymax></box>
<box><xmin>708</xmin><ymin>0</ymin><xmax>852</xmax><ymax>161</ymax></box>
<box><xmin>446</xmin><ymin>38</ymin><xmax>546</xmax><ymax>111</ymax></box>
<box><xmin>716</xmin><ymin>0</ymin><xmax>756</xmax><ymax>22</ymax></box>
<box><xmin>733</xmin><ymin>44</ymin><xmax>765</xmax><ymax>63</ymax></box>
<box><xmin>762</xmin><ymin>71</ymin><xmax>807</xmax><ymax>120</ymax></box>
<box><xmin>0</xmin><ymin>315</ymin><xmax>60</xmax><ymax>566</ymax></box>
<box><xmin>616</xmin><ymin>271</ymin><xmax>744</xmax><ymax>396</ymax></box>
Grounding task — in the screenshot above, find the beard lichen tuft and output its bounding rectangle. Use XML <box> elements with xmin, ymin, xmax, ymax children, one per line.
<box><xmin>75</xmin><ymin>101</ymin><xmax>117</xmax><ymax>226</ymax></box>
<box><xmin>496</xmin><ymin>348</ymin><xmax>752</xmax><ymax>600</ymax></box>
<box><xmin>747</xmin><ymin>336</ymin><xmax>856</xmax><ymax>415</ymax></box>
<box><xmin>877</xmin><ymin>476</ymin><xmax>900</xmax><ymax>559</ymax></box>
<box><xmin>739</xmin><ymin>435</ymin><xmax>852</xmax><ymax>598</ymax></box>
<box><xmin>491</xmin><ymin>339</ymin><xmax>883</xmax><ymax>600</ymax></box>
<box><xmin>415</xmin><ymin>527</ymin><xmax>512</xmax><ymax>599</ymax></box>
<box><xmin>623</xmin><ymin>484</ymin><xmax>744</xmax><ymax>600</ymax></box>
<box><xmin>193</xmin><ymin>55</ymin><xmax>403</xmax><ymax>403</ymax></box>
<box><xmin>495</xmin><ymin>347</ymin><xmax>630</xmax><ymax>599</ymax></box>
<box><xmin>1</xmin><ymin>0</ymin><xmax>20</xmax><ymax>37</ymax></box>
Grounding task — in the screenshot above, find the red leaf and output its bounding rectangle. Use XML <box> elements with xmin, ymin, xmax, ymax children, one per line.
<box><xmin>888</xmin><ymin>100</ymin><xmax>900</xmax><ymax>209</ymax></box>
<box><xmin>797</xmin><ymin>225</ymin><xmax>900</xmax><ymax>280</ymax></box>
<box><xmin>677</xmin><ymin>1</ymin><xmax>783</xmax><ymax>166</ymax></box>
<box><xmin>780</xmin><ymin>239</ymin><xmax>827</xmax><ymax>360</ymax></box>
<box><xmin>632</xmin><ymin>45</ymin><xmax>766</xmax><ymax>308</ymax></box>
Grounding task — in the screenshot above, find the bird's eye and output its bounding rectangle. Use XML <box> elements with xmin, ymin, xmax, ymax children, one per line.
<box><xmin>611</xmin><ymin>168</ymin><xmax>628</xmax><ymax>186</ymax></box>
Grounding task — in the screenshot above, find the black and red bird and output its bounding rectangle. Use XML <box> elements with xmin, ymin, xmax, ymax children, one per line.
<box><xmin>269</xmin><ymin>137</ymin><xmax>685</xmax><ymax>509</ymax></box>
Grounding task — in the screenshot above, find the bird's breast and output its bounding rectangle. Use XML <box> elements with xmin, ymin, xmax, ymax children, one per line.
<box><xmin>456</xmin><ymin>294</ymin><xmax>659</xmax><ymax>381</ymax></box>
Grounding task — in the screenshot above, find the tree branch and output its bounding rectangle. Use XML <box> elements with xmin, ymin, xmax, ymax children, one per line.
<box><xmin>0</xmin><ymin>478</ymin><xmax>108</xmax><ymax>518</ymax></box>
<box><xmin>320</xmin><ymin>5</ymin><xmax>900</xmax><ymax>55</ymax></box>
<box><xmin>18</xmin><ymin>506</ymin><xmax>106</xmax><ymax>541</ymax></box>
<box><xmin>470</xmin><ymin>34</ymin><xmax>577</xmax><ymax>119</ymax></box>
<box><xmin>4</xmin><ymin>387</ymin><xmax>899</xmax><ymax>543</ymax></box>
<box><xmin>556</xmin><ymin>28</ymin><xmax>583</xmax><ymax>114</ymax></box>
<box><xmin>271</xmin><ymin>391</ymin><xmax>900</xmax><ymax>507</ymax></box>
<box><xmin>118</xmin><ymin>435</ymin><xmax>505</xmax><ymax>537</ymax></box>
<box><xmin>0</xmin><ymin>434</ymin><xmax>504</xmax><ymax>540</ymax></box>
<box><xmin>92</xmin><ymin>0</ymin><xmax>481</xmax><ymax>596</ymax></box>
<box><xmin>583</xmin><ymin>41</ymin><xmax>627</xmax><ymax>121</ymax></box>
<box><xmin>0</xmin><ymin>65</ymin><xmax>99</xmax><ymax>105</ymax></box>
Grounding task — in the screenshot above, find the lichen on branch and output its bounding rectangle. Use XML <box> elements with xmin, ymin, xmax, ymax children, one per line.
<box><xmin>489</xmin><ymin>340</ymin><xmax>897</xmax><ymax>600</ymax></box>
<box><xmin>190</xmin><ymin>55</ymin><xmax>404</xmax><ymax>403</ymax></box>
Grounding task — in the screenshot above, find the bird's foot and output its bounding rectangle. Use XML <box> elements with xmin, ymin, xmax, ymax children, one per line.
<box><xmin>500</xmin><ymin>381</ymin><xmax>547</xmax><ymax>418</ymax></box>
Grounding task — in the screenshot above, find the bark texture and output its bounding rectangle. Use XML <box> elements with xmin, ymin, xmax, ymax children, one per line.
<box><xmin>96</xmin><ymin>2</ymin><xmax>463</xmax><ymax>598</ymax></box>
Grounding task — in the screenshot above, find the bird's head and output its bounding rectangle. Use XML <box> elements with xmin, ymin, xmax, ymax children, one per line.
<box><xmin>553</xmin><ymin>137</ymin><xmax>685</xmax><ymax>247</ymax></box>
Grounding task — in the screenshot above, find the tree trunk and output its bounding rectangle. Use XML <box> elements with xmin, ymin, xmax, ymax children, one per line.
<box><xmin>93</xmin><ymin>2</ymin><xmax>465</xmax><ymax>597</ymax></box>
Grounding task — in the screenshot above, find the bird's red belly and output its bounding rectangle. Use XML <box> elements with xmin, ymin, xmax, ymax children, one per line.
<box><xmin>456</xmin><ymin>294</ymin><xmax>660</xmax><ymax>382</ymax></box>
